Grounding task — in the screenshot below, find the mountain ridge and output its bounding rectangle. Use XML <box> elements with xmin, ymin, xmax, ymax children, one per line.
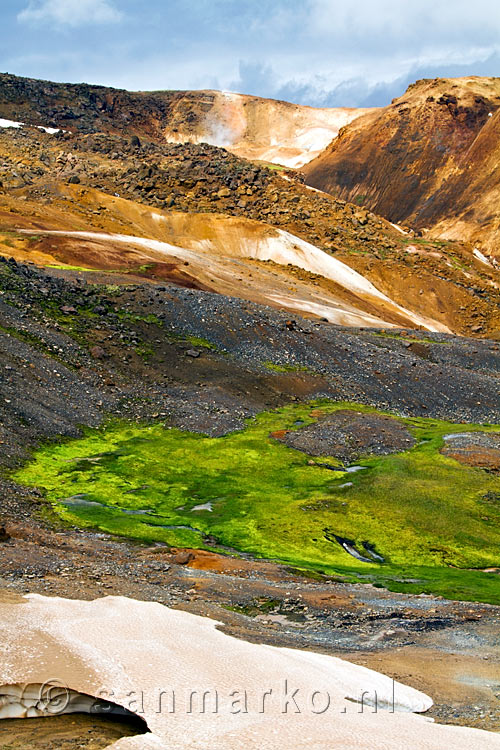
<box><xmin>0</xmin><ymin>72</ymin><xmax>373</xmax><ymax>168</ymax></box>
<box><xmin>304</xmin><ymin>76</ymin><xmax>500</xmax><ymax>257</ymax></box>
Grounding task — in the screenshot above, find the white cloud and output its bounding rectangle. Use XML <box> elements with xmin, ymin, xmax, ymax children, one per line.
<box><xmin>307</xmin><ymin>0</ymin><xmax>500</xmax><ymax>55</ymax></box>
<box><xmin>9</xmin><ymin>0</ymin><xmax>500</xmax><ymax>107</ymax></box>
<box><xmin>18</xmin><ymin>0</ymin><xmax>123</xmax><ymax>27</ymax></box>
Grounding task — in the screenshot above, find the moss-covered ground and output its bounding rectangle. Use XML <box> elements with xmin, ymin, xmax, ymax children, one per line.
<box><xmin>13</xmin><ymin>401</ymin><xmax>500</xmax><ymax>604</ymax></box>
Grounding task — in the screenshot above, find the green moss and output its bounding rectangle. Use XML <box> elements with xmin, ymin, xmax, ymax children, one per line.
<box><xmin>371</xmin><ymin>332</ymin><xmax>451</xmax><ymax>345</ymax></box>
<box><xmin>45</xmin><ymin>263</ymin><xmax>155</xmax><ymax>276</ymax></box>
<box><xmin>183</xmin><ymin>335</ymin><xmax>218</xmax><ymax>351</ymax></box>
<box><xmin>115</xmin><ymin>313</ymin><xmax>217</xmax><ymax>351</ymax></box>
<box><xmin>223</xmin><ymin>598</ymin><xmax>281</xmax><ymax>617</ymax></box>
<box><xmin>101</xmin><ymin>284</ymin><xmax>122</xmax><ymax>295</ymax></box>
<box><xmin>257</xmin><ymin>162</ymin><xmax>287</xmax><ymax>172</ymax></box>
<box><xmin>354</xmin><ymin>195</ymin><xmax>366</xmax><ymax>206</ymax></box>
<box><xmin>263</xmin><ymin>362</ymin><xmax>313</xmax><ymax>373</ymax></box>
<box><xmin>134</xmin><ymin>343</ymin><xmax>154</xmax><ymax>361</ymax></box>
<box><xmin>36</xmin><ymin>300</ymin><xmax>97</xmax><ymax>346</ymax></box>
<box><xmin>46</xmin><ymin>263</ymin><xmax>97</xmax><ymax>272</ymax></box>
<box><xmin>13</xmin><ymin>400</ymin><xmax>500</xmax><ymax>604</ymax></box>
<box><xmin>118</xmin><ymin>311</ymin><xmax>162</xmax><ymax>326</ymax></box>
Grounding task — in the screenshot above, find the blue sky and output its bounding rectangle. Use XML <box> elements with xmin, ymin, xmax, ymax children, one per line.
<box><xmin>2</xmin><ymin>0</ymin><xmax>500</xmax><ymax>106</ymax></box>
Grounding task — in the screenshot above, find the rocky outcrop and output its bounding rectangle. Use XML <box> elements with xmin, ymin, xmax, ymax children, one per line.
<box><xmin>276</xmin><ymin>410</ymin><xmax>415</xmax><ymax>463</ymax></box>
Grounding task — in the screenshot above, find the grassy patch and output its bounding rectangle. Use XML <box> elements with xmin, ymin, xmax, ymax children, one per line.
<box><xmin>223</xmin><ymin>598</ymin><xmax>281</xmax><ymax>618</ymax></box>
<box><xmin>371</xmin><ymin>332</ymin><xmax>451</xmax><ymax>345</ymax></box>
<box><xmin>183</xmin><ymin>335</ymin><xmax>218</xmax><ymax>351</ymax></box>
<box><xmin>117</xmin><ymin>310</ymin><xmax>162</xmax><ymax>326</ymax></box>
<box><xmin>36</xmin><ymin>300</ymin><xmax>97</xmax><ymax>345</ymax></box>
<box><xmin>115</xmin><ymin>313</ymin><xmax>217</xmax><ymax>351</ymax></box>
<box><xmin>46</xmin><ymin>263</ymin><xmax>98</xmax><ymax>272</ymax></box>
<box><xmin>354</xmin><ymin>195</ymin><xmax>366</xmax><ymax>206</ymax></box>
<box><xmin>45</xmin><ymin>263</ymin><xmax>156</xmax><ymax>276</ymax></box>
<box><xmin>263</xmin><ymin>361</ymin><xmax>313</xmax><ymax>374</ymax></box>
<box><xmin>13</xmin><ymin>401</ymin><xmax>500</xmax><ymax>604</ymax></box>
<box><xmin>134</xmin><ymin>343</ymin><xmax>154</xmax><ymax>361</ymax></box>
<box><xmin>257</xmin><ymin>161</ymin><xmax>287</xmax><ymax>172</ymax></box>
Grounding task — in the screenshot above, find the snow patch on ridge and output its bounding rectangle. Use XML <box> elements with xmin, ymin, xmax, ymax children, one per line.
<box><xmin>20</xmin><ymin>227</ymin><xmax>449</xmax><ymax>331</ymax></box>
<box><xmin>0</xmin><ymin>119</ymin><xmax>22</xmax><ymax>129</ymax></box>
<box><xmin>0</xmin><ymin>118</ymin><xmax>61</xmax><ymax>134</ymax></box>
<box><xmin>239</xmin><ymin>229</ymin><xmax>449</xmax><ymax>332</ymax></box>
<box><xmin>265</xmin><ymin>293</ymin><xmax>392</xmax><ymax>327</ymax></box>
<box><xmin>390</xmin><ymin>223</ymin><xmax>409</xmax><ymax>235</ymax></box>
<box><xmin>473</xmin><ymin>248</ymin><xmax>492</xmax><ymax>267</ymax></box>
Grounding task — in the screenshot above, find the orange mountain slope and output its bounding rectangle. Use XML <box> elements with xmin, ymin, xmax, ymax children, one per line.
<box><xmin>1</xmin><ymin>74</ymin><xmax>499</xmax><ymax>336</ymax></box>
<box><xmin>304</xmin><ymin>77</ymin><xmax>500</xmax><ymax>259</ymax></box>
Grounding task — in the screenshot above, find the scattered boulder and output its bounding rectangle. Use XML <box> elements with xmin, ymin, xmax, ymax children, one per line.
<box><xmin>170</xmin><ymin>550</ymin><xmax>194</xmax><ymax>565</ymax></box>
<box><xmin>89</xmin><ymin>345</ymin><xmax>106</xmax><ymax>359</ymax></box>
<box><xmin>0</xmin><ymin>526</ymin><xmax>11</xmax><ymax>542</ymax></box>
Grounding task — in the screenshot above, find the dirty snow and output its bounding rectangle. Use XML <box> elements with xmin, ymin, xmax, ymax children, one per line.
<box><xmin>20</xmin><ymin>227</ymin><xmax>449</xmax><ymax>332</ymax></box>
<box><xmin>1</xmin><ymin>594</ymin><xmax>499</xmax><ymax>750</ymax></box>
<box><xmin>0</xmin><ymin>119</ymin><xmax>22</xmax><ymax>129</ymax></box>
<box><xmin>390</xmin><ymin>223</ymin><xmax>409</xmax><ymax>235</ymax></box>
<box><xmin>240</xmin><ymin>229</ymin><xmax>450</xmax><ymax>331</ymax></box>
<box><xmin>266</xmin><ymin>293</ymin><xmax>393</xmax><ymax>327</ymax></box>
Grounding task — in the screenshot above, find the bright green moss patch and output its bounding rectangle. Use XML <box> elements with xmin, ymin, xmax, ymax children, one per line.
<box><xmin>263</xmin><ymin>362</ymin><xmax>313</xmax><ymax>373</ymax></box>
<box><xmin>13</xmin><ymin>401</ymin><xmax>500</xmax><ymax>604</ymax></box>
<box><xmin>183</xmin><ymin>335</ymin><xmax>218</xmax><ymax>351</ymax></box>
<box><xmin>46</xmin><ymin>263</ymin><xmax>98</xmax><ymax>272</ymax></box>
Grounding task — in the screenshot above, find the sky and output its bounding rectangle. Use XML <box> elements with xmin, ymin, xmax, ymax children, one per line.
<box><xmin>1</xmin><ymin>0</ymin><xmax>500</xmax><ymax>107</ymax></box>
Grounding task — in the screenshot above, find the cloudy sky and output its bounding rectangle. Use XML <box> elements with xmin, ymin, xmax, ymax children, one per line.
<box><xmin>2</xmin><ymin>0</ymin><xmax>500</xmax><ymax>106</ymax></box>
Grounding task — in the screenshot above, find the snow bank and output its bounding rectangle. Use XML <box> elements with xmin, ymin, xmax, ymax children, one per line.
<box><xmin>390</xmin><ymin>223</ymin><xmax>408</xmax><ymax>235</ymax></box>
<box><xmin>0</xmin><ymin>118</ymin><xmax>22</xmax><ymax>129</ymax></box>
<box><xmin>266</xmin><ymin>293</ymin><xmax>393</xmax><ymax>327</ymax></box>
<box><xmin>1</xmin><ymin>594</ymin><xmax>498</xmax><ymax>750</ymax></box>
<box><xmin>240</xmin><ymin>229</ymin><xmax>449</xmax><ymax>331</ymax></box>
<box><xmin>473</xmin><ymin>248</ymin><xmax>492</xmax><ymax>267</ymax></box>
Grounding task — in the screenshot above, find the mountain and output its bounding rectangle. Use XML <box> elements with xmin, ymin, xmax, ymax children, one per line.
<box><xmin>0</xmin><ymin>72</ymin><xmax>371</xmax><ymax>168</ymax></box>
<box><xmin>1</xmin><ymin>73</ymin><xmax>499</xmax><ymax>336</ymax></box>
<box><xmin>157</xmin><ymin>90</ymin><xmax>373</xmax><ymax>168</ymax></box>
<box><xmin>304</xmin><ymin>76</ymin><xmax>500</xmax><ymax>259</ymax></box>
<box><xmin>1</xmin><ymin>72</ymin><xmax>500</xmax><ymax>748</ymax></box>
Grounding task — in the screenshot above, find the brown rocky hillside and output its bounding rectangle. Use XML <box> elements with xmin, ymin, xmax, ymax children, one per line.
<box><xmin>0</xmin><ymin>74</ymin><xmax>499</xmax><ymax>336</ymax></box>
<box><xmin>0</xmin><ymin>73</ymin><xmax>370</xmax><ymax>168</ymax></box>
<box><xmin>304</xmin><ymin>77</ymin><xmax>500</xmax><ymax>259</ymax></box>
